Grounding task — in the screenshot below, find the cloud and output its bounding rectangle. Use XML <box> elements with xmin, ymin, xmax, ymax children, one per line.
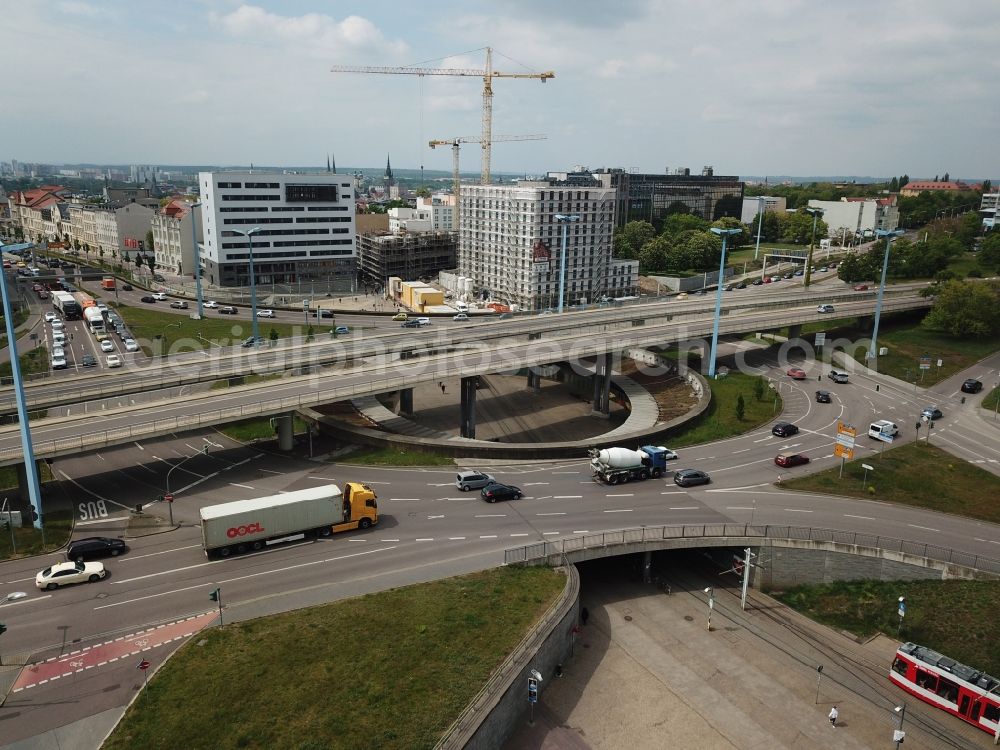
<box><xmin>212</xmin><ymin>5</ymin><xmax>407</xmax><ymax>59</ymax></box>
<box><xmin>56</xmin><ymin>1</ymin><xmax>104</xmax><ymax>17</ymax></box>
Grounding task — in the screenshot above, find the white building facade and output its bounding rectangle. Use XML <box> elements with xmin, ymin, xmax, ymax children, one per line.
<box><xmin>152</xmin><ymin>199</ymin><xmax>203</xmax><ymax>275</ymax></box>
<box><xmin>198</xmin><ymin>171</ymin><xmax>356</xmax><ymax>289</ymax></box>
<box><xmin>416</xmin><ymin>194</ymin><xmax>456</xmax><ymax>231</ymax></box>
<box><xmin>807</xmin><ymin>197</ymin><xmax>899</xmax><ymax>238</ymax></box>
<box><xmin>459</xmin><ymin>179</ymin><xmax>638</xmax><ymax>311</ymax></box>
<box><xmin>740</xmin><ymin>196</ymin><xmax>787</xmax><ymax>223</ymax></box>
<box><xmin>980</xmin><ymin>192</ymin><xmax>998</xmax><ymax>230</ymax></box>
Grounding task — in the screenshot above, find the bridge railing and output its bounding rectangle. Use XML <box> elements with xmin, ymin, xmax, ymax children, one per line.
<box><xmin>503</xmin><ymin>524</ymin><xmax>1000</xmax><ymax>575</ymax></box>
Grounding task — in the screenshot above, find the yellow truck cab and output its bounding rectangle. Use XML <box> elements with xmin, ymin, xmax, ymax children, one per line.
<box><xmin>333</xmin><ymin>482</ymin><xmax>379</xmax><ymax>532</ymax></box>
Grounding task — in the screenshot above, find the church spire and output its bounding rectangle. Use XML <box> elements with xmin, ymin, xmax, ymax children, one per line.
<box><xmin>385</xmin><ymin>154</ymin><xmax>393</xmax><ymax>180</ymax></box>
<box><xmin>331</xmin><ymin>153</ymin><xmax>336</xmax><ymax>174</ymax></box>
<box><xmin>326</xmin><ymin>154</ymin><xmax>330</xmax><ymax>172</ymax></box>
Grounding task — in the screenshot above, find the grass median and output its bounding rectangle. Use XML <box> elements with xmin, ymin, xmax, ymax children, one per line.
<box><xmin>103</xmin><ymin>566</ymin><xmax>565</xmax><ymax>750</ymax></box>
<box><xmin>780</xmin><ymin>441</ymin><xmax>1000</xmax><ymax>524</ymax></box>
<box><xmin>669</xmin><ymin>371</ymin><xmax>783</xmax><ymax>447</ymax></box>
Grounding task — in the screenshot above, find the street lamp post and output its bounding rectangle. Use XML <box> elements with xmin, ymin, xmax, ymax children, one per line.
<box><xmin>893</xmin><ymin>704</ymin><xmax>906</xmax><ymax>748</ymax></box>
<box><xmin>753</xmin><ymin>196</ymin><xmax>764</xmax><ymax>261</ymax></box>
<box><xmin>708</xmin><ymin>227</ymin><xmax>741</xmax><ymax>378</ymax></box>
<box><xmin>703</xmin><ymin>587</ymin><xmax>714</xmax><ymax>631</ymax></box>
<box><xmin>233</xmin><ymin>227</ymin><xmax>262</xmax><ymax>345</ymax></box>
<box><xmin>803</xmin><ymin>207</ymin><xmax>824</xmax><ymax>288</ymax></box>
<box><xmin>189</xmin><ymin>202</ymin><xmax>203</xmax><ymax>319</ymax></box>
<box><xmin>164</xmin><ymin>444</ymin><xmax>217</xmax><ymax>526</ymax></box>
<box><xmin>868</xmin><ymin>229</ymin><xmax>905</xmax><ymax>364</ymax></box>
<box><xmin>554</xmin><ymin>214</ymin><xmax>580</xmax><ymax>314</ymax></box>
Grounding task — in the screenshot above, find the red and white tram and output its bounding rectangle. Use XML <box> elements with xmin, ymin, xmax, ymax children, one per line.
<box><xmin>890</xmin><ymin>642</ymin><xmax>1000</xmax><ymax>736</ymax></box>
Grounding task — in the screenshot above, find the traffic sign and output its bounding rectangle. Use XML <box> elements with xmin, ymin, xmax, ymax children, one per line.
<box><xmin>835</xmin><ymin>422</ymin><xmax>856</xmax><ymax>460</ymax></box>
<box><xmin>137</xmin><ymin>659</ymin><xmax>150</xmax><ymax>671</ymax></box>
<box><xmin>163</xmin><ymin>493</ymin><xmax>173</xmax><ymax>503</ymax></box>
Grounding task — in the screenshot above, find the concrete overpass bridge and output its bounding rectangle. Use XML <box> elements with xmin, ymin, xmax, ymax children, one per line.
<box><xmin>0</xmin><ymin>290</ymin><xmax>931</xmax><ymax>467</ymax></box>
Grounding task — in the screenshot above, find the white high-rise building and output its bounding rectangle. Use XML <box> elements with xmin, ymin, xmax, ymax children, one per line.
<box><xmin>198</xmin><ymin>171</ymin><xmax>356</xmax><ymax>289</ymax></box>
<box><xmin>460</xmin><ymin>178</ymin><xmax>637</xmax><ymax>311</ymax></box>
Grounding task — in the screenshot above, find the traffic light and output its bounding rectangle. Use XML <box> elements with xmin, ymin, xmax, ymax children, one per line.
<box><xmin>209</xmin><ymin>588</ymin><xmax>220</xmax><ymax>602</ymax></box>
<box><xmin>528</xmin><ymin>677</ymin><xmax>538</xmax><ymax>703</ymax></box>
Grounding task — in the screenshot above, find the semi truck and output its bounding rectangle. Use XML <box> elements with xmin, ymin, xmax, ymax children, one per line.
<box><xmin>589</xmin><ymin>445</ymin><xmax>678</xmax><ymax>485</ymax></box>
<box><xmin>199</xmin><ymin>482</ymin><xmax>378</xmax><ymax>558</ymax></box>
<box><xmin>51</xmin><ymin>290</ymin><xmax>82</xmax><ymax>319</ymax></box>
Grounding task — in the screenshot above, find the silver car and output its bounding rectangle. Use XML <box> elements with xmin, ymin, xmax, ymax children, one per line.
<box><xmin>455</xmin><ymin>470</ymin><xmax>495</xmax><ymax>491</ymax></box>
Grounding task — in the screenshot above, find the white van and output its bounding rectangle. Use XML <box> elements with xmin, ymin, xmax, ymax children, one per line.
<box><xmin>455</xmin><ymin>301</ymin><xmax>469</xmax><ymax>313</ymax></box>
<box><xmin>869</xmin><ymin>420</ymin><xmax>899</xmax><ymax>441</ymax></box>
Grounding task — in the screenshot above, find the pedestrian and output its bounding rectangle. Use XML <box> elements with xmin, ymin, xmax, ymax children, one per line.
<box><xmin>828</xmin><ymin>706</ymin><xmax>838</xmax><ymax>728</ymax></box>
<box><xmin>440</xmin><ymin>383</ymin><xmax>446</xmax><ymax>394</ymax></box>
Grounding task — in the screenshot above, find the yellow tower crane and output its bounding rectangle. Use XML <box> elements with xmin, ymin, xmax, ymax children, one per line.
<box><xmin>331</xmin><ymin>47</ymin><xmax>554</xmax><ymax>184</ymax></box>
<box><xmin>428</xmin><ymin>134</ymin><xmax>546</xmax><ymax>231</ymax></box>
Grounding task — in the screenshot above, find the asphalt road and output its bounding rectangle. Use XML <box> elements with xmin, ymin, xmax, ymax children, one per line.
<box><xmin>1</xmin><ymin>348</ymin><xmax>999</xmax><ymax>744</ymax></box>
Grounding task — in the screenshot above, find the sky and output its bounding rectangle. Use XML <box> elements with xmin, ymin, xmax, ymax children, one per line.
<box><xmin>3</xmin><ymin>1</ymin><xmax>999</xmax><ymax>179</ymax></box>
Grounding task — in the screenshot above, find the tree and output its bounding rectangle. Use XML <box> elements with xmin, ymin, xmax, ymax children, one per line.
<box><xmin>72</xmin><ymin>238</ymin><xmax>81</xmax><ymax>252</ymax></box>
<box><xmin>415</xmin><ymin>186</ymin><xmax>431</xmax><ymax>198</ymax></box>
<box><xmin>637</xmin><ymin>236</ymin><xmax>670</xmax><ymax>274</ymax></box>
<box><xmin>735</xmin><ymin>393</ymin><xmax>746</xmax><ymax>421</ymax></box>
<box><xmin>983</xmin><ymin>179</ymin><xmax>992</xmax><ymax>193</ymax></box>
<box><xmin>661</xmin><ymin>213</ymin><xmax>708</xmax><ymax>237</ymax></box>
<box><xmin>145</xmin><ymin>230</ymin><xmax>154</xmax><ymax>254</ymax></box>
<box><xmin>269</xmin><ymin>328</ymin><xmax>280</xmax><ymax>342</ymax></box>
<box><xmin>98</xmin><ymin>247</ymin><xmax>104</xmax><ymax>262</ymax></box>
<box><xmin>83</xmin><ymin>242</ymin><xmax>91</xmax><ymax>255</ymax></box>
<box><xmin>889</xmin><ymin>177</ymin><xmax>899</xmax><ymax>191</ymax></box>
<box><xmin>613</xmin><ymin>220</ymin><xmax>656</xmax><ymax>259</ymax></box>
<box><xmin>711</xmin><ymin>216</ymin><xmax>747</xmax><ymax>247</ymax></box>
<box><xmin>979</xmin><ymin>232</ymin><xmax>1000</xmax><ymax>272</ymax></box>
<box><xmin>753</xmin><ymin>377</ymin><xmax>765</xmax><ymax>402</ymax></box>
<box><xmin>778</xmin><ymin>211</ymin><xmax>827</xmax><ymax>244</ymax></box>
<box><xmin>923</xmin><ymin>280</ymin><xmax>1000</xmax><ymax>337</ymax></box>
<box><xmin>306</xmin><ymin>325</ymin><xmax>314</xmax><ymax>342</ymax></box>
<box><xmin>900</xmin><ymin>174</ymin><xmax>909</xmax><ymax>189</ymax></box>
<box><xmin>665</xmin><ymin>200</ymin><xmax>690</xmax><ymax>216</ymax></box>
<box><xmin>943</xmin><ymin>172</ymin><xmax>950</xmax><ymax>182</ymax></box>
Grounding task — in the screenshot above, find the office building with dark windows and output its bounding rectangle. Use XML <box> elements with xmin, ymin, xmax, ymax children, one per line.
<box><xmin>198</xmin><ymin>171</ymin><xmax>356</xmax><ymax>289</ymax></box>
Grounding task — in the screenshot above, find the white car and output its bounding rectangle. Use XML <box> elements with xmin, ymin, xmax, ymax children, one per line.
<box><xmin>661</xmin><ymin>448</ymin><xmax>680</xmax><ymax>461</ymax></box>
<box><xmin>106</xmin><ymin>354</ymin><xmax>122</xmax><ymax>368</ymax></box>
<box><xmin>453</xmin><ymin>313</ymin><xmax>470</xmax><ymax>322</ymax></box>
<box><xmin>52</xmin><ymin>333</ymin><xmax>66</xmax><ymax>347</ymax></box>
<box><xmin>152</xmin><ymin>292</ymin><xmax>168</xmax><ymax>301</ymax></box>
<box><xmin>50</xmin><ymin>355</ymin><xmax>67</xmax><ymax>370</ymax></box>
<box><xmin>124</xmin><ymin>339</ymin><xmax>139</xmax><ymax>352</ymax></box>
<box><xmin>50</xmin><ymin>319</ymin><xmax>64</xmax><ymax>331</ymax></box>
<box><xmin>203</xmin><ymin>300</ymin><xmax>219</xmax><ymax>309</ymax></box>
<box><xmin>817</xmin><ymin>304</ymin><xmax>835</xmax><ymax>314</ymax></box>
<box><xmin>51</xmin><ymin>346</ymin><xmax>65</xmax><ymax>359</ymax></box>
<box><xmin>44</xmin><ymin>312</ymin><xmax>58</xmax><ymax>323</ymax></box>
<box><xmin>415</xmin><ymin>317</ymin><xmax>431</xmax><ymax>326</ymax></box>
<box><xmin>256</xmin><ymin>309</ymin><xmax>276</xmax><ymax>318</ymax></box>
<box><xmin>36</xmin><ymin>560</ymin><xmax>107</xmax><ymax>590</ymax></box>
<box><xmin>100</xmin><ymin>339</ymin><xmax>114</xmax><ymax>352</ymax></box>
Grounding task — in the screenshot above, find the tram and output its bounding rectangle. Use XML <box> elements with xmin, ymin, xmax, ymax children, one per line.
<box><xmin>890</xmin><ymin>642</ymin><xmax>1000</xmax><ymax>736</ymax></box>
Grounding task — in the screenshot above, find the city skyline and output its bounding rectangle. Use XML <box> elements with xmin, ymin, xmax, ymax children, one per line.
<box><xmin>3</xmin><ymin>1</ymin><xmax>998</xmax><ymax>178</ymax></box>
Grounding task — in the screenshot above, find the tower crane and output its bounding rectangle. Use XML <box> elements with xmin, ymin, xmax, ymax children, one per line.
<box><xmin>331</xmin><ymin>47</ymin><xmax>554</xmax><ymax>184</ymax></box>
<box><xmin>428</xmin><ymin>134</ymin><xmax>546</xmax><ymax>231</ymax></box>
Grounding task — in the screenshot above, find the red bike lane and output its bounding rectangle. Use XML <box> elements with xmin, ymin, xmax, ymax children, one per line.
<box><xmin>11</xmin><ymin>610</ymin><xmax>218</xmax><ymax>693</ymax></box>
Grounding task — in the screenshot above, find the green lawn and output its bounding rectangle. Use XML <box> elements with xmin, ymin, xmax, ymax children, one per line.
<box><xmin>780</xmin><ymin>441</ymin><xmax>1000</xmax><ymax>524</ymax></box>
<box><xmin>103</xmin><ymin>566</ymin><xmax>565</xmax><ymax>750</ymax></box>
<box><xmin>0</xmin><ymin>345</ymin><xmax>50</xmax><ymax>381</ymax></box>
<box><xmin>114</xmin><ymin>304</ymin><xmax>340</xmax><ymax>355</ymax></box>
<box><xmin>0</xmin><ymin>509</ymin><xmax>73</xmax><ymax>560</ymax></box>
<box><xmin>335</xmin><ymin>445</ymin><xmax>455</xmax><ymax>466</ymax></box>
<box><xmin>216</xmin><ymin>416</ymin><xmax>310</xmax><ymax>443</ymax></box>
<box><xmin>668</xmin><ymin>371</ymin><xmax>782</xmax><ymax>447</ymax></box>
<box><xmin>773</xmin><ymin>580</ymin><xmax>1000</xmax><ymax>676</ymax></box>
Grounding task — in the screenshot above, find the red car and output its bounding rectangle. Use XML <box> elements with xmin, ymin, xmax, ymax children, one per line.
<box><xmin>775</xmin><ymin>453</ymin><xmax>810</xmax><ymax>468</ymax></box>
<box><xmin>787</xmin><ymin>367</ymin><xmax>807</xmax><ymax>380</ymax></box>
<box><xmin>853</xmin><ymin>284</ymin><xmax>869</xmax><ymax>291</ymax></box>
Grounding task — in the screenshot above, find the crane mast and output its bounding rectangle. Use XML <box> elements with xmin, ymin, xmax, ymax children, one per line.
<box><xmin>332</xmin><ymin>47</ymin><xmax>553</xmax><ymax>184</ymax></box>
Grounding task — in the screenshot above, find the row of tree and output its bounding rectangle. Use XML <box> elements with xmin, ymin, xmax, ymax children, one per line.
<box><xmin>923</xmin><ymin>280</ymin><xmax>1000</xmax><ymax>338</ymax></box>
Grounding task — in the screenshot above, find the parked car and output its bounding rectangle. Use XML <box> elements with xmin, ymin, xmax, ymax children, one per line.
<box><xmin>828</xmin><ymin>370</ymin><xmax>849</xmax><ymax>383</ymax></box>
<box><xmin>170</xmin><ymin>300</ymin><xmax>189</xmax><ymax>309</ymax></box>
<box><xmin>219</xmin><ymin>306</ymin><xmax>238</xmax><ymax>315</ymax></box>
<box><xmin>106</xmin><ymin>354</ymin><xmax>122</xmax><ymax>368</ymax></box>
<box><xmin>817</xmin><ymin>304</ymin><xmax>835</xmax><ymax>313</ymax></box>
<box><xmin>455</xmin><ymin>470</ymin><xmax>495</xmax><ymax>491</ymax></box>
<box><xmin>921</xmin><ymin>406</ymin><xmax>943</xmax><ymax>421</ymax></box>
<box><xmin>772</xmin><ymin>422</ymin><xmax>799</xmax><ymax>438</ymax></box>
<box><xmin>815</xmin><ymin>390</ymin><xmax>832</xmax><ymax>403</ymax></box>
<box><xmin>81</xmin><ymin>354</ymin><xmax>98</xmax><ymax>367</ymax></box>
<box><xmin>256</xmin><ymin>309</ymin><xmax>276</xmax><ymax>318</ymax></box>
<box><xmin>67</xmin><ymin>536</ymin><xmax>128</xmax><ymax>561</ymax></box>
<box><xmin>673</xmin><ymin>469</ymin><xmax>711</xmax><ymax>488</ymax></box>
<box><xmin>775</xmin><ymin>453</ymin><xmax>810</xmax><ymax>468</ymax></box>
<box><xmin>392</xmin><ymin>312</ymin><xmax>408</xmax><ymax>321</ymax></box>
<box><xmin>961</xmin><ymin>379</ymin><xmax>983</xmax><ymax>394</ymax></box>
<box><xmin>203</xmin><ymin>300</ymin><xmax>219</xmax><ymax>308</ymax></box>
<box><xmin>853</xmin><ymin>284</ymin><xmax>869</xmax><ymax>291</ymax></box>
<box><xmin>787</xmin><ymin>367</ymin><xmax>807</xmax><ymax>380</ymax></box>
<box><xmin>140</xmin><ymin>295</ymin><xmax>156</xmax><ymax>303</ymax></box>
<box><xmin>152</xmin><ymin>292</ymin><xmax>167</xmax><ymax>301</ymax></box>
<box><xmin>36</xmin><ymin>560</ymin><xmax>106</xmax><ymax>590</ymax></box>
<box><xmin>481</xmin><ymin>483</ymin><xmax>522</xmax><ymax>502</ymax></box>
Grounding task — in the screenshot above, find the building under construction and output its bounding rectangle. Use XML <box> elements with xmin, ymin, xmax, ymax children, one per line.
<box><xmin>356</xmin><ymin>230</ymin><xmax>457</xmax><ymax>288</ymax></box>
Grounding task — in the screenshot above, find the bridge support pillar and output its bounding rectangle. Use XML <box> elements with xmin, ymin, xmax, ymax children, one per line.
<box><xmin>398</xmin><ymin>387</ymin><xmax>413</xmax><ymax>416</ymax></box>
<box><xmin>642</xmin><ymin>550</ymin><xmax>652</xmax><ymax>584</ymax></box>
<box><xmin>460</xmin><ymin>376</ymin><xmax>477</xmax><ymax>438</ymax></box>
<box><xmin>788</xmin><ymin>324</ymin><xmax>802</xmax><ymax>341</ymax></box>
<box><xmin>857</xmin><ymin>315</ymin><xmax>874</xmax><ymax>331</ymax></box>
<box><xmin>277</xmin><ymin>412</ymin><xmax>294</xmax><ymax>451</ymax></box>
<box><xmin>526</xmin><ymin>368</ymin><xmax>541</xmax><ymax>391</ymax></box>
<box><xmin>591</xmin><ymin>352</ymin><xmax>612</xmax><ymax>418</ymax></box>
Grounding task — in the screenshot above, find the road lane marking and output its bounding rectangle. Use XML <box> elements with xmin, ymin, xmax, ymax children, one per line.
<box><xmin>554</xmin><ymin>495</ymin><xmax>582</xmax><ymax>499</ymax></box>
<box><xmin>475</xmin><ymin>514</ymin><xmax>506</xmax><ymax>518</ymax></box>
<box><xmin>606</xmin><ymin>493</ymin><xmax>633</xmax><ymax>497</ymax></box>
<box><xmin>134</xmin><ymin>442</ymin><xmax>145</xmax><ymax>450</ymax></box>
<box><xmin>415</xmin><ymin>538</ymin><xmax>434</xmax><ymax>542</ymax></box>
<box><xmin>380</xmin><ymin>538</ymin><xmax>400</xmax><ymax>542</ymax></box>
<box><xmin>732</xmin><ymin>448</ymin><xmax>751</xmax><ymax>454</ymax></box>
<box><xmin>603</xmin><ymin>509</ymin><xmax>632</xmax><ymax>513</ymax></box>
<box><xmin>542</xmin><ymin>531</ymin><xmax>560</xmax><ymax>535</ymax></box>
<box><xmin>552</xmin><ymin>471</ymin><xmax>580</xmax><ymax>474</ymax></box>
<box><xmin>448</xmin><ymin>537</ymin><xmax>466</xmax><ymax>540</ymax></box>
<box><xmin>572</xmin><ymin>530</ymin><xmax>589</xmax><ymax>534</ymax></box>
<box><xmin>908</xmin><ymin>524</ymin><xmax>940</xmax><ymax>532</ymax></box>
<box><xmin>258</xmin><ymin>468</ymin><xmax>282</xmax><ymax>474</ymax></box>
<box><xmin>389</xmin><ymin>498</ymin><xmax>421</xmax><ymax>502</ymax></box>
<box><xmin>510</xmin><ymin>533</ymin><xmax>530</xmax><ymax>537</ymax></box>
<box><xmin>844</xmin><ymin>514</ymin><xmax>876</xmax><ymax>520</ymax></box>
<box><xmin>669</xmin><ymin>506</ymin><xmax>698</xmax><ymax>510</ymax></box>
<box><xmin>118</xmin><ymin>544</ymin><xmax>203</xmax><ymax>561</ymax></box>
<box><xmin>427</xmin><ymin>515</ymin><xmax>445</xmax><ymax>520</ymax></box>
<box><xmin>523</xmin><ymin>482</ymin><xmax>550</xmax><ymax>486</ymax></box>
<box><xmin>480</xmin><ymin>535</ymin><xmax>497</xmax><ymax>539</ymax></box>
<box><xmin>535</xmin><ymin>512</ymin><xmax>566</xmax><ymax>516</ymax></box>
<box><xmin>229</xmin><ymin>483</ymin><xmax>255</xmax><ymax>489</ymax></box>
<box><xmin>726</xmin><ymin>506</ymin><xmax>755</xmax><ymax>510</ymax></box>
<box><xmin>0</xmin><ymin>594</ymin><xmax>51</xmax><ymax>608</ymax></box>
<box><xmin>783</xmin><ymin>508</ymin><xmax>813</xmax><ymax>513</ymax></box>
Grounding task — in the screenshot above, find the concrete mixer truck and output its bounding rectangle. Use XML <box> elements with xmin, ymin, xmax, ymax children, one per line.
<box><xmin>589</xmin><ymin>445</ymin><xmax>678</xmax><ymax>485</ymax></box>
